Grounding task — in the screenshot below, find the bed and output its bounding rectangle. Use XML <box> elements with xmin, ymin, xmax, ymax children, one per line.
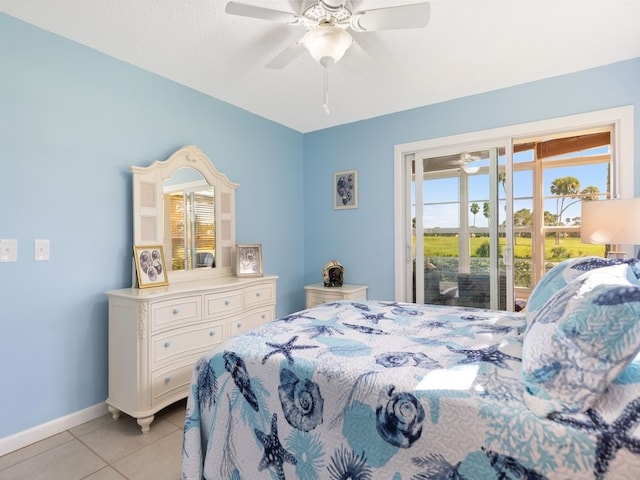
<box><xmin>182</xmin><ymin>257</ymin><xmax>640</xmax><ymax>479</ymax></box>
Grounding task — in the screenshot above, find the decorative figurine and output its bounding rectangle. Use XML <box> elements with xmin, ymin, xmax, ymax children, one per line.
<box><xmin>322</xmin><ymin>260</ymin><xmax>344</xmax><ymax>287</ymax></box>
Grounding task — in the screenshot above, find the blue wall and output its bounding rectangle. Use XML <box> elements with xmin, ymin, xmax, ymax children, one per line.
<box><xmin>303</xmin><ymin>58</ymin><xmax>640</xmax><ymax>300</ymax></box>
<box><xmin>1</xmin><ymin>12</ymin><xmax>639</xmax><ymax>439</ymax></box>
<box><xmin>0</xmin><ymin>14</ymin><xmax>304</xmax><ymax>438</ymax></box>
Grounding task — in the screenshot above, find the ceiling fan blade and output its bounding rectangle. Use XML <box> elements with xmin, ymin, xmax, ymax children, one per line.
<box><xmin>350</xmin><ymin>2</ymin><xmax>431</xmax><ymax>32</ymax></box>
<box><xmin>349</xmin><ymin>30</ymin><xmax>392</xmax><ymax>63</ymax></box>
<box><xmin>266</xmin><ymin>42</ymin><xmax>306</xmax><ymax>69</ymax></box>
<box><xmin>225</xmin><ymin>1</ymin><xmax>302</xmax><ymax>24</ymax></box>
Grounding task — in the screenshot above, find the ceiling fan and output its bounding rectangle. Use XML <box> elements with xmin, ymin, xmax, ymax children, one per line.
<box><xmin>225</xmin><ymin>1</ymin><xmax>431</xmax><ymax>113</ymax></box>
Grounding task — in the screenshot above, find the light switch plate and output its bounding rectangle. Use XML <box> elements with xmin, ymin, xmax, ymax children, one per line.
<box><xmin>0</xmin><ymin>239</ymin><xmax>18</xmax><ymax>262</ymax></box>
<box><xmin>34</xmin><ymin>239</ymin><xmax>50</xmax><ymax>261</ymax></box>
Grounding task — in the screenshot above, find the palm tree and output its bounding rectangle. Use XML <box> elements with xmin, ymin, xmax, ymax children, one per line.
<box><xmin>470</xmin><ymin>202</ymin><xmax>479</xmax><ymax>226</ymax></box>
<box><xmin>550</xmin><ymin>176</ymin><xmax>600</xmax><ymax>244</ymax></box>
<box><xmin>483</xmin><ymin>202</ymin><xmax>490</xmax><ymax>226</ymax></box>
<box><xmin>550</xmin><ymin>176</ymin><xmax>580</xmax><ymax>244</ymax></box>
<box><xmin>581</xmin><ymin>185</ymin><xmax>600</xmax><ymax>201</ymax></box>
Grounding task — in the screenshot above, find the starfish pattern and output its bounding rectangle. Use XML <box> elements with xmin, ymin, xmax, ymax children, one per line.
<box><xmin>446</xmin><ymin>344</ymin><xmax>521</xmax><ymax>369</ymax></box>
<box><xmin>254</xmin><ymin>413</ymin><xmax>297</xmax><ymax>480</ymax></box>
<box><xmin>261</xmin><ymin>335</ymin><xmax>318</xmax><ymax>364</ymax></box>
<box><xmin>421</xmin><ymin>319</ymin><xmax>447</xmax><ymax>330</ymax></box>
<box><xmin>549</xmin><ymin>397</ymin><xmax>640</xmax><ymax>479</ymax></box>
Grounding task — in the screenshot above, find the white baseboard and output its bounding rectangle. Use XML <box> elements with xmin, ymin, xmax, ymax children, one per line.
<box><xmin>0</xmin><ymin>402</ymin><xmax>109</xmax><ymax>457</ymax></box>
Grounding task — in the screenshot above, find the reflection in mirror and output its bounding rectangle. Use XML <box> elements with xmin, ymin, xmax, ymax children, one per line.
<box><xmin>163</xmin><ymin>168</ymin><xmax>215</xmax><ymax>272</ymax></box>
<box><xmin>132</xmin><ymin>145</ymin><xmax>237</xmax><ymax>283</ymax></box>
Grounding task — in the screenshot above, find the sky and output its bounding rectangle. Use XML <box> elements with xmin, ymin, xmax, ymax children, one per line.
<box><xmin>414</xmin><ymin>146</ymin><xmax>610</xmax><ymax>229</ymax></box>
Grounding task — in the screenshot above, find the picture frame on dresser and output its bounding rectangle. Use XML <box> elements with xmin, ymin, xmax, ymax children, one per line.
<box><xmin>236</xmin><ymin>243</ymin><xmax>263</xmax><ymax>277</ymax></box>
<box><xmin>333</xmin><ymin>169</ymin><xmax>358</xmax><ymax>209</ymax></box>
<box><xmin>133</xmin><ymin>245</ymin><xmax>168</xmax><ymax>288</ymax></box>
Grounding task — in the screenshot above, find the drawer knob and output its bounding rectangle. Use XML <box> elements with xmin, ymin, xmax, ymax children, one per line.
<box><xmin>164</xmin><ymin>341</ymin><xmax>171</xmax><ymax>348</ymax></box>
<box><xmin>256</xmin><ymin>292</ymin><xmax>261</xmax><ymax>297</ymax></box>
<box><xmin>172</xmin><ymin>308</ymin><xmax>180</xmax><ymax>315</ymax></box>
<box><xmin>236</xmin><ymin>322</ymin><xmax>242</xmax><ymax>329</ymax></box>
<box><xmin>225</xmin><ymin>300</ymin><xmax>230</xmax><ymax>306</ymax></box>
<box><xmin>261</xmin><ymin>314</ymin><xmax>266</xmax><ymax>319</ymax></box>
<box><xmin>164</xmin><ymin>376</ymin><xmax>171</xmax><ymax>383</ymax></box>
<box><xmin>209</xmin><ymin>330</ymin><xmax>216</xmax><ymax>336</ymax></box>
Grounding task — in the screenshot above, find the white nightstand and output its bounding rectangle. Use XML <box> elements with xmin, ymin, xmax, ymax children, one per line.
<box><xmin>304</xmin><ymin>283</ymin><xmax>368</xmax><ymax>308</ymax></box>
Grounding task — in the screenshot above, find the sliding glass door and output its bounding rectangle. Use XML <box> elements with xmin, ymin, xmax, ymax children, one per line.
<box><xmin>395</xmin><ymin>107</ymin><xmax>633</xmax><ymax>310</ymax></box>
<box><xmin>410</xmin><ymin>141</ymin><xmax>514</xmax><ymax>310</ymax></box>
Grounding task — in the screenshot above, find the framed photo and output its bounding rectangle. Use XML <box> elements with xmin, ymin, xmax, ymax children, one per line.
<box><xmin>236</xmin><ymin>244</ymin><xmax>263</xmax><ymax>277</ymax></box>
<box><xmin>133</xmin><ymin>245</ymin><xmax>169</xmax><ymax>288</ymax></box>
<box><xmin>334</xmin><ymin>169</ymin><xmax>358</xmax><ymax>209</ymax></box>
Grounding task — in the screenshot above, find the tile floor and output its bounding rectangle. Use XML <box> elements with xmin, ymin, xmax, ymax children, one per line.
<box><xmin>0</xmin><ymin>400</ymin><xmax>187</xmax><ymax>480</ymax></box>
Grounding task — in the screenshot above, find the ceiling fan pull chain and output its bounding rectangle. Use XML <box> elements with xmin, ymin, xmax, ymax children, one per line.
<box><xmin>323</xmin><ymin>65</ymin><xmax>330</xmax><ymax>114</ymax></box>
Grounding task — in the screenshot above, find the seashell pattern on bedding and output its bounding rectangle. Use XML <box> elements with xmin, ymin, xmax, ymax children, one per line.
<box><xmin>182</xmin><ymin>299</ymin><xmax>640</xmax><ymax>479</ymax></box>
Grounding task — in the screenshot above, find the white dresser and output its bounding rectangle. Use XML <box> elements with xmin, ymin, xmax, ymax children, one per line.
<box><xmin>304</xmin><ymin>283</ymin><xmax>368</xmax><ymax>308</ymax></box>
<box><xmin>106</xmin><ymin>275</ymin><xmax>277</xmax><ymax>432</ymax></box>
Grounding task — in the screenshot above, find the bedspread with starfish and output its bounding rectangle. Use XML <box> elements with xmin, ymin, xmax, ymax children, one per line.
<box><xmin>181</xmin><ymin>300</ymin><xmax>640</xmax><ymax>479</ymax></box>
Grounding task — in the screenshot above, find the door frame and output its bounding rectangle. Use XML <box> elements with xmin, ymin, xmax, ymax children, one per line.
<box><xmin>405</xmin><ymin>140</ymin><xmax>513</xmax><ymax>309</ymax></box>
<box><xmin>393</xmin><ymin>106</ymin><xmax>635</xmax><ymax>303</ymax></box>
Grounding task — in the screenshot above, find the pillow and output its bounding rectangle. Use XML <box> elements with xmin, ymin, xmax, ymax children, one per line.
<box><xmin>525</xmin><ymin>256</ymin><xmax>640</xmax><ymax>327</ymax></box>
<box><xmin>522</xmin><ymin>263</ymin><xmax>640</xmax><ymax>417</ymax></box>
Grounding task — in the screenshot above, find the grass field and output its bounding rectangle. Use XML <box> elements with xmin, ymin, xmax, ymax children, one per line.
<box><xmin>420</xmin><ymin>235</ymin><xmax>606</xmax><ymax>259</ymax></box>
<box><xmin>418</xmin><ymin>234</ymin><xmax>607</xmax><ymax>287</ymax></box>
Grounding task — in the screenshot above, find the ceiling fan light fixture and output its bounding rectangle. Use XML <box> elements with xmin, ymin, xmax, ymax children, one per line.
<box><xmin>302</xmin><ymin>24</ymin><xmax>352</xmax><ymax>67</ymax></box>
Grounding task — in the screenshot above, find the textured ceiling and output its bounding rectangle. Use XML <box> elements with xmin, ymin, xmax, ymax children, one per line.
<box><xmin>2</xmin><ymin>0</ymin><xmax>640</xmax><ymax>133</ymax></box>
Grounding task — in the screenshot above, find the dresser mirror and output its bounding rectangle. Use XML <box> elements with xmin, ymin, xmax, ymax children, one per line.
<box><xmin>132</xmin><ymin>145</ymin><xmax>238</xmax><ymax>284</ymax></box>
<box><xmin>163</xmin><ymin>168</ymin><xmax>214</xmax><ymax>271</ymax></box>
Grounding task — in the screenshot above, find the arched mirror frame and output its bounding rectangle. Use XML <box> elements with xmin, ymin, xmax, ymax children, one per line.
<box><xmin>132</xmin><ymin>145</ymin><xmax>238</xmax><ymax>284</ymax></box>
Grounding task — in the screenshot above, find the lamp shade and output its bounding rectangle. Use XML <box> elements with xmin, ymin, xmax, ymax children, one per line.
<box><xmin>302</xmin><ymin>24</ymin><xmax>352</xmax><ymax>67</ymax></box>
<box><xmin>581</xmin><ymin>198</ymin><xmax>640</xmax><ymax>245</ymax></box>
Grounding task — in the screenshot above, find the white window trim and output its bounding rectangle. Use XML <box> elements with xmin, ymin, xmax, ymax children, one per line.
<box><xmin>393</xmin><ymin>105</ymin><xmax>635</xmax><ymax>301</ymax></box>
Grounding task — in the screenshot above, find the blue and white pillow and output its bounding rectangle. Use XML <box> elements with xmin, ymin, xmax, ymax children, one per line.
<box><xmin>525</xmin><ymin>256</ymin><xmax>640</xmax><ymax>327</ymax></box>
<box><xmin>522</xmin><ymin>263</ymin><xmax>640</xmax><ymax>417</ymax></box>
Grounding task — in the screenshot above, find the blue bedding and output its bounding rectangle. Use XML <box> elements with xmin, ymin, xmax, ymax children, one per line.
<box><xmin>181</xmin><ymin>300</ymin><xmax>640</xmax><ymax>479</ymax></box>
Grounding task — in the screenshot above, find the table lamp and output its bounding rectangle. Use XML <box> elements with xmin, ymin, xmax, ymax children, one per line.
<box><xmin>581</xmin><ymin>198</ymin><xmax>640</xmax><ymax>259</ymax></box>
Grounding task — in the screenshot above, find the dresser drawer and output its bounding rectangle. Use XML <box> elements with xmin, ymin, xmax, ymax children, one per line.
<box><xmin>106</xmin><ymin>275</ymin><xmax>278</xmax><ymax>433</ymax></box>
<box><xmin>307</xmin><ymin>291</ymin><xmax>367</xmax><ymax>308</ymax></box>
<box><xmin>151</xmin><ymin>363</ymin><xmax>194</xmax><ymax>404</ymax></box>
<box><xmin>306</xmin><ymin>290</ymin><xmax>342</xmax><ymax>307</ymax></box>
<box><xmin>151</xmin><ymin>322</ymin><xmax>225</xmax><ymax>368</ymax></box>
<box><xmin>305</xmin><ymin>284</ymin><xmax>367</xmax><ymax>308</ymax></box>
<box><xmin>151</xmin><ymin>296</ymin><xmax>202</xmax><ymax>331</ymax></box>
<box><xmin>306</xmin><ymin>293</ymin><xmax>324</xmax><ymax>308</ymax></box>
<box><xmin>245</xmin><ymin>282</ymin><xmax>276</xmax><ymax>309</ymax></box>
<box><xmin>228</xmin><ymin>306</ymin><xmax>274</xmax><ymax>337</ymax></box>
<box><xmin>204</xmin><ymin>290</ymin><xmax>244</xmax><ymax>319</ymax></box>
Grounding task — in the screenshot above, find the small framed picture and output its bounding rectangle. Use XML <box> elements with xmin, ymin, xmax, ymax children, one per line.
<box><xmin>334</xmin><ymin>169</ymin><xmax>358</xmax><ymax>209</ymax></box>
<box><xmin>133</xmin><ymin>245</ymin><xmax>169</xmax><ymax>288</ymax></box>
<box><xmin>236</xmin><ymin>244</ymin><xmax>263</xmax><ymax>277</ymax></box>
